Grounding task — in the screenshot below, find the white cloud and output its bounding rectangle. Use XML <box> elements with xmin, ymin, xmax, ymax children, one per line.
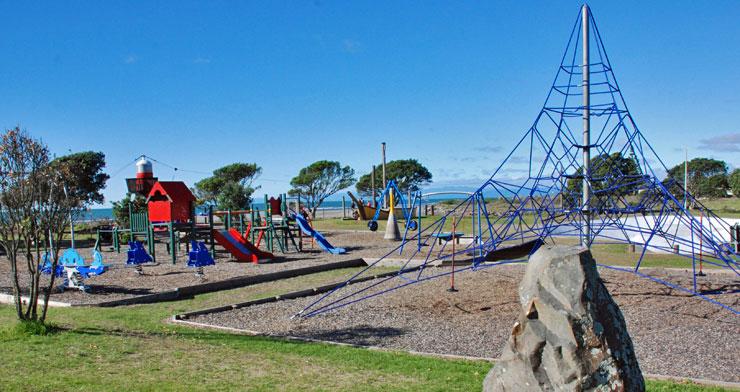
<box><xmin>194</xmin><ymin>57</ymin><xmax>211</xmax><ymax>64</ymax></box>
<box><xmin>698</xmin><ymin>133</ymin><xmax>740</xmax><ymax>152</ymax></box>
<box><xmin>124</xmin><ymin>54</ymin><xmax>138</xmax><ymax>64</ymax></box>
<box><xmin>342</xmin><ymin>39</ymin><xmax>362</xmax><ymax>53</ymax></box>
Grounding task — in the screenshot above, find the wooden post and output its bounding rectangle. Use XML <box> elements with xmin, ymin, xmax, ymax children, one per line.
<box><xmin>371</xmin><ymin>165</ymin><xmax>376</xmax><ymax>209</ymax></box>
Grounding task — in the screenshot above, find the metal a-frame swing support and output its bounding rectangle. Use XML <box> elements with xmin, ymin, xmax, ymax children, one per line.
<box><xmin>367</xmin><ymin>180</ymin><xmax>421</xmax><ymax>232</ymax></box>
<box><xmin>293</xmin><ymin>5</ymin><xmax>739</xmax><ymax>319</ymax></box>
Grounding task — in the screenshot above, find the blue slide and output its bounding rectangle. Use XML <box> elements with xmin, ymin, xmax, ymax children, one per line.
<box><xmin>293</xmin><ymin>214</ymin><xmax>346</xmax><ymax>254</ymax></box>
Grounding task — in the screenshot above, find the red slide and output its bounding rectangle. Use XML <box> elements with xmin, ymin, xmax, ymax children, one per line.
<box><xmin>212</xmin><ymin>228</ymin><xmax>274</xmax><ymax>264</ymax></box>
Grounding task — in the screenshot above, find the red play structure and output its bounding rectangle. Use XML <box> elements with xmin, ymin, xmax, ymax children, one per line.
<box><xmin>146</xmin><ymin>181</ymin><xmax>196</xmax><ymax>223</ymax></box>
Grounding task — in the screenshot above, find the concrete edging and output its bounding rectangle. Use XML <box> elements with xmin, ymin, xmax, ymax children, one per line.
<box><xmin>0</xmin><ymin>259</ymin><xmax>367</xmax><ymax>308</ymax></box>
<box><xmin>174</xmin><ymin>261</ymin><xmax>421</xmax><ymax>319</ymax></box>
<box><xmin>0</xmin><ymin>293</ymin><xmax>73</xmax><ymax>308</ymax></box>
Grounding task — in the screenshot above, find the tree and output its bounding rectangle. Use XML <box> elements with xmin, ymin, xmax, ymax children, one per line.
<box><xmin>730</xmin><ymin>169</ymin><xmax>740</xmax><ymax>197</ymax></box>
<box><xmin>0</xmin><ymin>127</ymin><xmax>79</xmax><ymax>324</ymax></box>
<box><xmin>289</xmin><ymin>161</ymin><xmax>355</xmax><ymax>217</ymax></box>
<box><xmin>111</xmin><ymin>193</ymin><xmax>147</xmax><ymax>227</ymax></box>
<box><xmin>217</xmin><ymin>182</ymin><xmax>252</xmax><ymax>211</ymax></box>
<box><xmin>566</xmin><ymin>153</ymin><xmax>641</xmax><ymax>194</ymax></box>
<box><xmin>50</xmin><ymin>151</ymin><xmax>109</xmax><ymax>205</ymax></box>
<box><xmin>562</xmin><ymin>153</ymin><xmax>641</xmax><ymax>209</ymax></box>
<box><xmin>666</xmin><ymin>158</ymin><xmax>729</xmax><ymax>199</ymax></box>
<box><xmin>194</xmin><ymin>163</ymin><xmax>261</xmax><ymax>209</ymax></box>
<box><xmin>356</xmin><ymin>159</ymin><xmax>432</xmax><ymax>198</ymax></box>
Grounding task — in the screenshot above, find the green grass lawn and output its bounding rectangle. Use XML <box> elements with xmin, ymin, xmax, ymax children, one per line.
<box><xmin>700</xmin><ymin>198</ymin><xmax>740</xmax><ymax>218</ymax></box>
<box><xmin>1</xmin><ymin>267</ymin><xmax>736</xmax><ymax>391</ymax></box>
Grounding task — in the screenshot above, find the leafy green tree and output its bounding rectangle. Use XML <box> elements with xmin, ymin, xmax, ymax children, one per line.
<box><xmin>194</xmin><ymin>163</ymin><xmax>261</xmax><ymax>209</ymax></box>
<box><xmin>356</xmin><ymin>159</ymin><xmax>432</xmax><ymax>198</ymax></box>
<box><xmin>666</xmin><ymin>158</ymin><xmax>728</xmax><ymax>199</ymax></box>
<box><xmin>217</xmin><ymin>182</ymin><xmax>252</xmax><ymax>211</ymax></box>
<box><xmin>51</xmin><ymin>151</ymin><xmax>109</xmax><ymax>206</ymax></box>
<box><xmin>111</xmin><ymin>193</ymin><xmax>147</xmax><ymax>227</ymax></box>
<box><xmin>730</xmin><ymin>169</ymin><xmax>740</xmax><ymax>197</ymax></box>
<box><xmin>564</xmin><ymin>153</ymin><xmax>641</xmax><ymax>209</ymax></box>
<box><xmin>698</xmin><ymin>174</ymin><xmax>729</xmax><ymax>198</ymax></box>
<box><xmin>289</xmin><ymin>160</ymin><xmax>355</xmax><ymax>217</ymax></box>
<box><xmin>566</xmin><ymin>153</ymin><xmax>641</xmax><ymax>194</ymax></box>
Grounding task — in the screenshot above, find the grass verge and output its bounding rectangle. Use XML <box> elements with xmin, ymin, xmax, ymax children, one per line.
<box><xmin>0</xmin><ymin>268</ymin><xmax>735</xmax><ymax>391</ymax></box>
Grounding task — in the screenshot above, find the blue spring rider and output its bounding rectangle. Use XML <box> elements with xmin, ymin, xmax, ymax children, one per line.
<box><xmin>188</xmin><ymin>241</ymin><xmax>215</xmax><ymax>277</ymax></box>
<box><xmin>127</xmin><ymin>241</ymin><xmax>153</xmax><ymax>274</ymax></box>
<box><xmin>40</xmin><ymin>249</ymin><xmax>109</xmax><ymax>292</ymax></box>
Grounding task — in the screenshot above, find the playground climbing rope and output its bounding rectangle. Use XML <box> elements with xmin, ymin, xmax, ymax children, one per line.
<box><xmin>295</xmin><ymin>6</ymin><xmax>740</xmax><ymax>319</ymax></box>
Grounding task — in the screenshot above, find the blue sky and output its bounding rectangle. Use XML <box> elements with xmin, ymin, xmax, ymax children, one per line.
<box><xmin>1</xmin><ymin>1</ymin><xmax>738</xmax><ymax>206</ymax></box>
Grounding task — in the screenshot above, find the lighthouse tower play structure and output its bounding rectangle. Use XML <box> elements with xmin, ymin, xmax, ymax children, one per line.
<box><xmin>126</xmin><ymin>156</ymin><xmax>159</xmax><ymax>197</ymax></box>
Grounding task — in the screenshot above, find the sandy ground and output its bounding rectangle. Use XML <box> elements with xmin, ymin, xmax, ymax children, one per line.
<box><xmin>0</xmin><ymin>231</ymin><xmax>401</xmax><ymax>305</ymax></box>
<box><xmin>191</xmin><ymin>265</ymin><xmax>740</xmax><ymax>383</ymax></box>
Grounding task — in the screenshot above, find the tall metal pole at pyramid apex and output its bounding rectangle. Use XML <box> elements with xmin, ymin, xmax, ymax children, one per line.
<box><xmin>582</xmin><ymin>4</ymin><xmax>591</xmax><ymax>248</ymax></box>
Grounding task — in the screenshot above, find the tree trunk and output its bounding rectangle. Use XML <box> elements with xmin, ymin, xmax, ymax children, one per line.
<box><xmin>24</xmin><ymin>241</ymin><xmax>38</xmax><ymax>320</ymax></box>
<box><xmin>8</xmin><ymin>250</ymin><xmax>25</xmax><ymax>320</ymax></box>
<box><xmin>39</xmin><ymin>246</ymin><xmax>55</xmax><ymax>323</ymax></box>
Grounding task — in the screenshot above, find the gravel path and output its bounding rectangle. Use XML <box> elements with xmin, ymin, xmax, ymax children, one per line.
<box><xmin>191</xmin><ymin>265</ymin><xmax>740</xmax><ymax>383</ymax></box>
<box><xmin>0</xmin><ymin>231</ymin><xmax>397</xmax><ymax>305</ymax></box>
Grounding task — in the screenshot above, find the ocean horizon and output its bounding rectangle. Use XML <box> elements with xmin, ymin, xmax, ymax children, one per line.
<box><xmin>87</xmin><ymin>195</ymin><xmax>478</xmax><ymax>221</ymax></box>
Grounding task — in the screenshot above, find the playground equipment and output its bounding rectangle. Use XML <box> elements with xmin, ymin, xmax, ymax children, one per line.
<box><xmin>126</xmin><ymin>156</ymin><xmax>158</xmax><ymax>196</ymax></box>
<box><xmin>294</xmin><ymin>5</ymin><xmax>740</xmax><ymax>318</ymax></box>
<box><xmin>187</xmin><ymin>241</ymin><xmax>215</xmax><ymax>277</ymax></box>
<box><xmin>127</xmin><ymin>241</ymin><xmax>153</xmax><ymax>274</ymax></box>
<box><xmin>40</xmin><ymin>249</ymin><xmax>109</xmax><ymax>292</ymax></box>
<box><xmin>293</xmin><ymin>213</ymin><xmax>346</xmax><ymax>254</ymax></box>
<box><xmin>247</xmin><ymin>194</ymin><xmax>301</xmax><ymax>254</ymax></box>
<box><xmin>106</xmin><ymin>157</ymin><xmax>324</xmax><ymax>264</ymax></box>
<box><xmin>366</xmin><ymin>181</ymin><xmax>420</xmax><ymax>232</ymax></box>
<box><xmin>347</xmin><ymin>191</ymin><xmax>406</xmax><ymax>221</ymax></box>
<box><xmin>213</xmin><ymin>228</ymin><xmax>274</xmax><ymax>263</ymax></box>
<box><xmin>100</xmin><ymin>156</ymin><xmax>216</xmax><ymax>265</ymax></box>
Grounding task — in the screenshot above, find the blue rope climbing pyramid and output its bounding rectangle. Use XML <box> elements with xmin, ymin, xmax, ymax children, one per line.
<box><xmin>296</xmin><ymin>6</ymin><xmax>739</xmax><ymax>318</ymax></box>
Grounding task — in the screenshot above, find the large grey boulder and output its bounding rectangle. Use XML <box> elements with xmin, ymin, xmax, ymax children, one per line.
<box><xmin>484</xmin><ymin>245</ymin><xmax>644</xmax><ymax>392</ymax></box>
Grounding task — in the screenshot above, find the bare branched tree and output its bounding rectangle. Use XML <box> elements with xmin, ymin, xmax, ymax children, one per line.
<box><xmin>0</xmin><ymin>127</ymin><xmax>77</xmax><ymax>323</ymax></box>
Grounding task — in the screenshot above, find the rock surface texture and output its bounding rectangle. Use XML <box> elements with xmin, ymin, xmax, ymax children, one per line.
<box><xmin>484</xmin><ymin>245</ymin><xmax>645</xmax><ymax>392</ymax></box>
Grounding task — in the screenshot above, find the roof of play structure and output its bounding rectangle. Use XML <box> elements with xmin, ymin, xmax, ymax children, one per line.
<box><xmin>146</xmin><ymin>181</ymin><xmax>196</xmax><ymax>203</ymax></box>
